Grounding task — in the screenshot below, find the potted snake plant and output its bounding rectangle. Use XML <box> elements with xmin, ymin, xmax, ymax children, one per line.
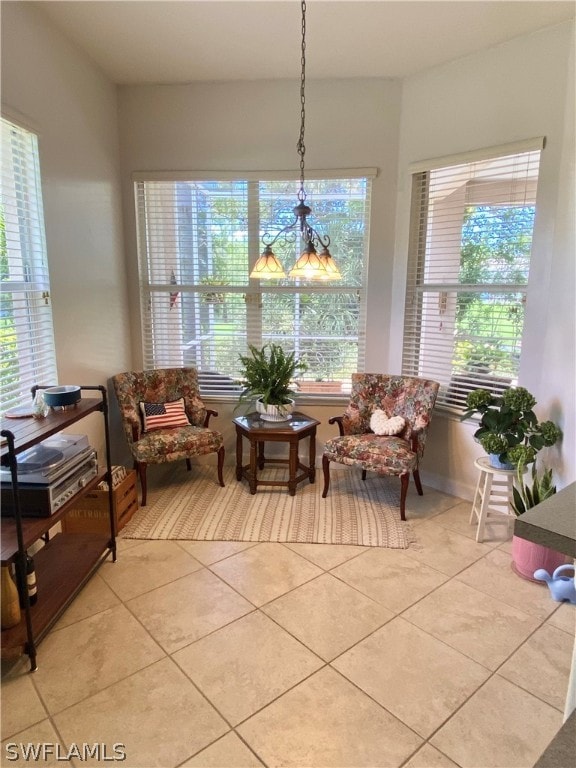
<box><xmin>510</xmin><ymin>463</ymin><xmax>570</xmax><ymax>581</ymax></box>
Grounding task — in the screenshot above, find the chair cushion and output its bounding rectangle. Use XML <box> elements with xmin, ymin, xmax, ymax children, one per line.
<box><xmin>140</xmin><ymin>398</ymin><xmax>190</xmax><ymax>432</ymax></box>
<box><xmin>324</xmin><ymin>434</ymin><xmax>417</xmax><ymax>474</ymax></box>
<box><xmin>131</xmin><ymin>426</ymin><xmax>223</xmax><ymax>464</ymax></box>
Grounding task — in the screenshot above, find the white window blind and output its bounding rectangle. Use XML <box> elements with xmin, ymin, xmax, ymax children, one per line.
<box><xmin>135</xmin><ymin>174</ymin><xmax>372</xmax><ymax>394</ymax></box>
<box><xmin>1</xmin><ymin>118</ymin><xmax>57</xmax><ymax>414</ymax></box>
<box><xmin>402</xmin><ymin>142</ymin><xmax>542</xmax><ymax>412</ymax></box>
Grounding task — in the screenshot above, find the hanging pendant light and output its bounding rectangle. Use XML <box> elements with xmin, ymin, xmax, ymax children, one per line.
<box><xmin>250</xmin><ymin>0</ymin><xmax>341</xmax><ymax>281</ymax></box>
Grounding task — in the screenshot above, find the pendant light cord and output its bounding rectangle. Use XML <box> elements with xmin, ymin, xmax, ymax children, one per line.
<box><xmin>297</xmin><ymin>0</ymin><xmax>307</xmax><ymax>204</ymax></box>
<box><xmin>251</xmin><ymin>0</ymin><xmax>340</xmax><ymax>279</ymax></box>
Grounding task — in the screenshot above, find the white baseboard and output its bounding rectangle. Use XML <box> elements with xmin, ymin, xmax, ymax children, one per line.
<box><xmin>419</xmin><ymin>470</ymin><xmax>475</xmax><ymax>502</ymax></box>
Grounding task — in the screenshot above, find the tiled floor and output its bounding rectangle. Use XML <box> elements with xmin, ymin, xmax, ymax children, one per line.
<box><xmin>2</xmin><ymin>485</ymin><xmax>575</xmax><ymax>767</ymax></box>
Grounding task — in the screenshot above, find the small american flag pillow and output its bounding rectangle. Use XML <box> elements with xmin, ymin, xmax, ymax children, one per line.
<box><xmin>140</xmin><ymin>398</ymin><xmax>191</xmax><ymax>432</ymax></box>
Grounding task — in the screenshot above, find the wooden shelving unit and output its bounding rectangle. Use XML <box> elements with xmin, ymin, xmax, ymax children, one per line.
<box><xmin>1</xmin><ymin>386</ymin><xmax>116</xmax><ymax>671</ymax></box>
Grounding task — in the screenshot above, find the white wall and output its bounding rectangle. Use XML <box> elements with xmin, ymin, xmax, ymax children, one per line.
<box><xmin>1</xmin><ymin>2</ymin><xmax>132</xmax><ymax>460</ymax></box>
<box><xmin>392</xmin><ymin>22</ymin><xmax>575</xmax><ymax>497</ymax></box>
<box><xmin>118</xmin><ymin>77</ymin><xmax>401</xmax><ymax>373</ymax></box>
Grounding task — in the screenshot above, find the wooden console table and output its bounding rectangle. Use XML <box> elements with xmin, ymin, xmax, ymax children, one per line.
<box><xmin>233</xmin><ymin>412</ymin><xmax>320</xmax><ymax>496</ymax></box>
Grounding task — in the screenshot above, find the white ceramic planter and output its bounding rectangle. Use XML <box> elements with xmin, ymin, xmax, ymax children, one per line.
<box><xmin>256</xmin><ymin>398</ymin><xmax>294</xmax><ymax>422</ymax></box>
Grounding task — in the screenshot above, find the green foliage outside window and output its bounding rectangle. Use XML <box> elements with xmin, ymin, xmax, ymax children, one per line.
<box><xmin>0</xmin><ymin>207</ymin><xmax>19</xmax><ymax>396</ymax></box>
<box><xmin>454</xmin><ymin>205</ymin><xmax>534</xmax><ymax>380</ymax></box>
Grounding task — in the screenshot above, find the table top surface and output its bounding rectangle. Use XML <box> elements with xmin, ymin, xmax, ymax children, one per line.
<box><xmin>514</xmin><ymin>481</ymin><xmax>576</xmax><ymax>558</ymax></box>
<box><xmin>474</xmin><ymin>455</ymin><xmax>520</xmax><ymax>475</ymax></box>
<box><xmin>1</xmin><ymin>398</ymin><xmax>102</xmax><ymax>460</ymax></box>
<box><xmin>233</xmin><ymin>411</ymin><xmax>320</xmax><ymax>435</ymax></box>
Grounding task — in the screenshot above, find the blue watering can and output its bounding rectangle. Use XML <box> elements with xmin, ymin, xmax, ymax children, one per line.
<box><xmin>533</xmin><ymin>564</ymin><xmax>576</xmax><ymax>604</ymax></box>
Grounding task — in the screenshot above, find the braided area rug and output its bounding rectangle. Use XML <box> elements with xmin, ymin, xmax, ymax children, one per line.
<box><xmin>120</xmin><ymin>464</ymin><xmax>410</xmax><ymax>548</ymax></box>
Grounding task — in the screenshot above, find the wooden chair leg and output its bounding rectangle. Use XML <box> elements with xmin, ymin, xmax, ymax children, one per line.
<box><xmin>217</xmin><ymin>446</ymin><xmax>225</xmax><ymax>487</ymax></box>
<box><xmin>322</xmin><ymin>455</ymin><xmax>331</xmax><ymax>498</ymax></box>
<box><xmin>361</xmin><ymin>469</ymin><xmax>367</xmax><ymax>482</ymax></box>
<box><xmin>413</xmin><ymin>468</ymin><xmax>423</xmax><ymax>496</ymax></box>
<box><xmin>400</xmin><ymin>473</ymin><xmax>410</xmax><ymax>521</ymax></box>
<box><xmin>135</xmin><ymin>461</ymin><xmax>148</xmax><ymax>507</ymax></box>
<box><xmin>186</xmin><ymin>459</ymin><xmax>192</xmax><ymax>471</ymax></box>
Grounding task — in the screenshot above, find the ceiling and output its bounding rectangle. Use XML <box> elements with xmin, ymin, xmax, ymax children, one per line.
<box><xmin>33</xmin><ymin>0</ymin><xmax>575</xmax><ymax>85</ymax></box>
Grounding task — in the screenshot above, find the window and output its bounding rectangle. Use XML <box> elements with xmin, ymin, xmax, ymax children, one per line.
<box><xmin>402</xmin><ymin>140</ymin><xmax>543</xmax><ymax>412</ymax></box>
<box><xmin>135</xmin><ymin>172</ymin><xmax>373</xmax><ymax>394</ymax></box>
<box><xmin>1</xmin><ymin>118</ymin><xmax>57</xmax><ymax>414</ymax></box>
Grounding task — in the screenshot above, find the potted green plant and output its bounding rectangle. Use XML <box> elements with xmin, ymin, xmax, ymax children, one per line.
<box><xmin>461</xmin><ymin>386</ymin><xmax>562</xmax><ymax>469</ymax></box>
<box><xmin>237</xmin><ymin>343</ymin><xmax>307</xmax><ymax>421</ymax></box>
<box><xmin>510</xmin><ymin>463</ymin><xmax>570</xmax><ymax>580</ymax></box>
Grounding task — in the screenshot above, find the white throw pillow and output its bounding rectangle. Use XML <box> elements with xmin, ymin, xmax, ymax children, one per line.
<box><xmin>370</xmin><ymin>409</ymin><xmax>406</xmax><ymax>436</ymax></box>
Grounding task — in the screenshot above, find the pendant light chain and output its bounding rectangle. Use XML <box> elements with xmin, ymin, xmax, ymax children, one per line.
<box><xmin>250</xmin><ymin>0</ymin><xmax>342</xmax><ymax>280</ymax></box>
<box><xmin>297</xmin><ymin>0</ymin><xmax>307</xmax><ymax>204</ymax></box>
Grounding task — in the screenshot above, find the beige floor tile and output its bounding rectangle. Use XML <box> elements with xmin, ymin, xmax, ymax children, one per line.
<box><xmin>0</xmin><ymin>653</ymin><xmax>29</xmax><ymax>678</ymax></box>
<box><xmin>2</xmin><ymin>719</ymin><xmax>73</xmax><ymax>766</ymax></box>
<box><xmin>183</xmin><ymin>732</ymin><xmax>264</xmax><ymax>767</ymax></box>
<box><xmin>402</xmin><ymin>743</ymin><xmax>460</xmax><ymax>768</ymax></box>
<box><xmin>237</xmin><ymin>667</ymin><xmax>422</xmax><ymax>767</ymax></box>
<box><xmin>174</xmin><ymin>611</ymin><xmax>323</xmax><ymax>724</ymax></box>
<box><xmin>455</xmin><ymin>548</ymin><xmax>560</xmax><ymax>619</ymax></box>
<box><xmin>332</xmin><ymin>547</ymin><xmax>448</xmax><ymax>613</ymax></box>
<box><xmin>405</xmin><ymin>521</ymin><xmax>492</xmax><ymax>576</ymax></box>
<box><xmin>1</xmin><ymin>672</ymin><xmax>47</xmax><ymax>740</ymax></box>
<box><xmin>403</xmin><ymin>580</ymin><xmax>541</xmax><ymax>670</ymax></box>
<box><xmin>54</xmin><ymin>657</ymin><xmax>228</xmax><ymax>768</ymax></box>
<box><xmin>31</xmin><ymin>604</ymin><xmax>164</xmax><ymax>713</ymax></box>
<box><xmin>431</xmin><ymin>675</ymin><xmax>563</xmax><ymax>768</ymax></box>
<box><xmin>127</xmin><ymin>568</ymin><xmax>254</xmax><ymax>653</ymax></box>
<box><xmin>428</xmin><ymin>500</ymin><xmax>512</xmax><ymax>545</ymax></box>
<box><xmin>4</xmin><ymin>465</ymin><xmax>565</xmax><ymax>768</ymax></box>
<box><xmin>115</xmin><ymin>537</ymin><xmax>143</xmax><ymax>551</ymax></box>
<box><xmin>98</xmin><ymin>540</ymin><xmax>203</xmax><ymax>600</ymax></box>
<box><xmin>498</xmin><ymin>623</ymin><xmax>574</xmax><ymax>710</ymax></box>
<box><xmin>546</xmin><ymin>602</ymin><xmax>576</xmax><ymax>634</ymax></box>
<box><xmin>283</xmin><ymin>542</ymin><xmax>369</xmax><ymax>570</ymax></box>
<box><xmin>52</xmin><ymin>573</ymin><xmax>121</xmax><ymax>630</ymax></box>
<box><xmin>176</xmin><ymin>540</ymin><xmax>257</xmax><ymax>565</ymax></box>
<box><xmin>209</xmin><ymin>543</ymin><xmax>322</xmax><ymax>606</ymax></box>
<box><xmin>333</xmin><ymin>617</ymin><xmax>489</xmax><ymax>738</ymax></box>
<box><xmin>404</xmin><ymin>486</ymin><xmax>462</xmax><ymax>522</ymax></box>
<box><xmin>262</xmin><ymin>573</ymin><xmax>393</xmax><ymax>661</ymax></box>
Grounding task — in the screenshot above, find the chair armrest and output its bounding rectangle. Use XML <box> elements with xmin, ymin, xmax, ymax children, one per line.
<box><xmin>410</xmin><ymin>425</ymin><xmax>428</xmax><ymax>453</ymax></box>
<box><xmin>204</xmin><ymin>409</ymin><xmax>219</xmax><ymax>428</ymax></box>
<box><xmin>328</xmin><ymin>415</ymin><xmax>346</xmax><ymax>436</ymax></box>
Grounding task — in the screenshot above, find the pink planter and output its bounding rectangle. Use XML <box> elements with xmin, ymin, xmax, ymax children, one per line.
<box><xmin>511</xmin><ymin>535</ymin><xmax>571</xmax><ymax>582</ymax></box>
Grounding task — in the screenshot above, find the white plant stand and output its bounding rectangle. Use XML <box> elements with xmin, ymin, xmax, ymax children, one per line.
<box><xmin>470</xmin><ymin>456</ymin><xmax>519</xmax><ymax>543</ymax></box>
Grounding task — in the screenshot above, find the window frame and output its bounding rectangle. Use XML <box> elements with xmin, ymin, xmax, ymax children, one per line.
<box><xmin>402</xmin><ymin>138</ymin><xmax>544</xmax><ymax>414</ymax></box>
<box><xmin>133</xmin><ymin>169</ymin><xmax>376</xmax><ymax>397</ymax></box>
<box><xmin>1</xmin><ymin>116</ymin><xmax>57</xmax><ymax>415</ymax></box>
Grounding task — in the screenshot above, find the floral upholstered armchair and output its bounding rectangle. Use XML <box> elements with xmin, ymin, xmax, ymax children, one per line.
<box><xmin>112</xmin><ymin>368</ymin><xmax>225</xmax><ymax>506</ymax></box>
<box><xmin>322</xmin><ymin>374</ymin><xmax>440</xmax><ymax>520</ymax></box>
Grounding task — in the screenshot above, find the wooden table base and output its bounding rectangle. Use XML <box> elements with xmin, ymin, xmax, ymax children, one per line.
<box><xmin>233</xmin><ymin>412</ymin><xmax>320</xmax><ymax>496</ymax></box>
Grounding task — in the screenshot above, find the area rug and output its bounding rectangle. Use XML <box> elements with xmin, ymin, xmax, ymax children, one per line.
<box><xmin>120</xmin><ymin>464</ymin><xmax>411</xmax><ymax>548</ymax></box>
